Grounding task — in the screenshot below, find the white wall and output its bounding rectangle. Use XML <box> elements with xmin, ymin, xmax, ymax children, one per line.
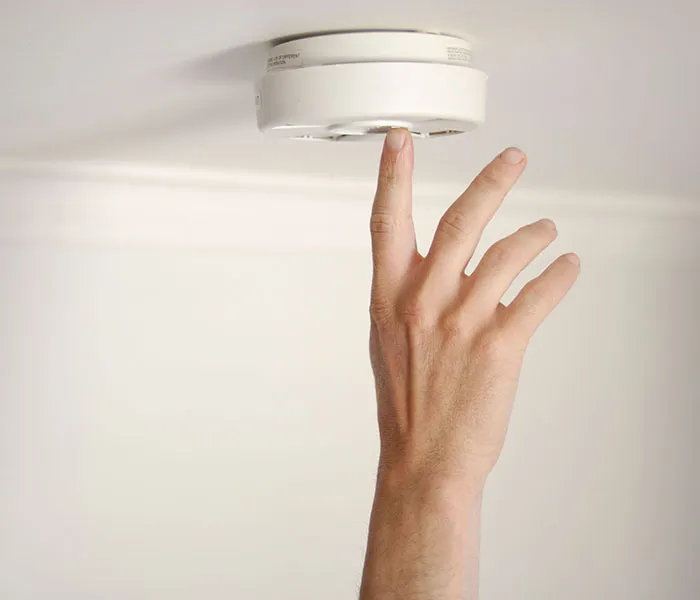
<box><xmin>1</xmin><ymin>165</ymin><xmax>699</xmax><ymax>599</ymax></box>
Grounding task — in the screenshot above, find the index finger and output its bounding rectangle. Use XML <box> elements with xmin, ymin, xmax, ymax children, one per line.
<box><xmin>370</xmin><ymin>129</ymin><xmax>417</xmax><ymax>293</ymax></box>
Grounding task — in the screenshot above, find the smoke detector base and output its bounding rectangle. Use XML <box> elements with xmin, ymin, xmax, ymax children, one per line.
<box><xmin>255</xmin><ymin>31</ymin><xmax>487</xmax><ymax>141</ymax></box>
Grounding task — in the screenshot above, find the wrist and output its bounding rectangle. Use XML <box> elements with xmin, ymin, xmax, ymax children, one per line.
<box><xmin>376</xmin><ymin>455</ymin><xmax>486</xmax><ymax>506</ymax></box>
<box><xmin>361</xmin><ymin>462</ymin><xmax>483</xmax><ymax>600</ymax></box>
<box><xmin>374</xmin><ymin>461</ymin><xmax>484</xmax><ymax>516</ymax></box>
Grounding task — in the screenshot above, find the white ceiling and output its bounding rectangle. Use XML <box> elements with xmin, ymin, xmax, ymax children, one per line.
<box><xmin>1</xmin><ymin>0</ymin><xmax>698</xmax><ymax>198</ymax></box>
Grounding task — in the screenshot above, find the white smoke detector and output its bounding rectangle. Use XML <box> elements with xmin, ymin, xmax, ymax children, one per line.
<box><xmin>255</xmin><ymin>30</ymin><xmax>487</xmax><ymax>141</ymax></box>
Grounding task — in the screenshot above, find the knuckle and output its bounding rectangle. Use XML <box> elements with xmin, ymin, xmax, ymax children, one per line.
<box><xmin>440</xmin><ymin>311</ymin><xmax>465</xmax><ymax>340</ymax></box>
<box><xmin>522</xmin><ymin>282</ymin><xmax>549</xmax><ymax>311</ymax></box>
<box><xmin>472</xmin><ymin>168</ymin><xmax>502</xmax><ymax>190</ymax></box>
<box><xmin>397</xmin><ymin>294</ymin><xmax>430</xmax><ymax>330</ymax></box>
<box><xmin>369</xmin><ymin>294</ymin><xmax>394</xmax><ymax>326</ymax></box>
<box><xmin>483</xmin><ymin>241</ymin><xmax>510</xmax><ymax>269</ymax></box>
<box><xmin>438</xmin><ymin>209</ymin><xmax>472</xmax><ymax>242</ymax></box>
<box><xmin>369</xmin><ymin>212</ymin><xmax>396</xmax><ymax>236</ymax></box>
<box><xmin>475</xmin><ymin>328</ymin><xmax>512</xmax><ymax>361</ymax></box>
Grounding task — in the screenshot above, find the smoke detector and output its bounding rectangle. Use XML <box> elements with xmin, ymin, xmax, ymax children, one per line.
<box><xmin>255</xmin><ymin>30</ymin><xmax>487</xmax><ymax>141</ymax></box>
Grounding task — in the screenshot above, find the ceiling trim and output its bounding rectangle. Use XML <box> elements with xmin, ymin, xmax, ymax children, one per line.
<box><xmin>1</xmin><ymin>159</ymin><xmax>698</xmax><ymax>219</ymax></box>
<box><xmin>0</xmin><ymin>159</ymin><xmax>698</xmax><ymax>264</ymax></box>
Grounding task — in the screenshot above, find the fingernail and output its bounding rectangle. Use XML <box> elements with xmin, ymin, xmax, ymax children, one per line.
<box><xmin>565</xmin><ymin>253</ymin><xmax>581</xmax><ymax>266</ymax></box>
<box><xmin>501</xmin><ymin>147</ymin><xmax>525</xmax><ymax>165</ymax></box>
<box><xmin>386</xmin><ymin>128</ymin><xmax>407</xmax><ymax>152</ymax></box>
<box><xmin>539</xmin><ymin>218</ymin><xmax>557</xmax><ymax>233</ymax></box>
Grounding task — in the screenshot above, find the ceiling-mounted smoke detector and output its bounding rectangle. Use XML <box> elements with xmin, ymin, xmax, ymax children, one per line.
<box><xmin>255</xmin><ymin>30</ymin><xmax>487</xmax><ymax>141</ymax></box>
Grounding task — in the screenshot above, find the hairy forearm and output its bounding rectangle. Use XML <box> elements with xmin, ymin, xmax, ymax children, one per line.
<box><xmin>359</xmin><ymin>474</ymin><xmax>483</xmax><ymax>600</ymax></box>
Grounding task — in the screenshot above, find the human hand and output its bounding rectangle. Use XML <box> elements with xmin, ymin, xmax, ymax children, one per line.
<box><xmin>368</xmin><ymin>129</ymin><xmax>580</xmax><ymax>495</ymax></box>
<box><xmin>361</xmin><ymin>129</ymin><xmax>579</xmax><ymax>600</ymax></box>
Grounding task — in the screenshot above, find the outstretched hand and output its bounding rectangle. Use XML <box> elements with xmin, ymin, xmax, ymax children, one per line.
<box><xmin>361</xmin><ymin>129</ymin><xmax>580</xmax><ymax>600</ymax></box>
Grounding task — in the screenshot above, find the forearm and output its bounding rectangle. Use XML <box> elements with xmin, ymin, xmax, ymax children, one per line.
<box><xmin>359</xmin><ymin>473</ymin><xmax>483</xmax><ymax>600</ymax></box>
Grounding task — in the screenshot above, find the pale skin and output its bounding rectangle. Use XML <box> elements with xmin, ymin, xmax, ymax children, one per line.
<box><xmin>359</xmin><ymin>129</ymin><xmax>580</xmax><ymax>600</ymax></box>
